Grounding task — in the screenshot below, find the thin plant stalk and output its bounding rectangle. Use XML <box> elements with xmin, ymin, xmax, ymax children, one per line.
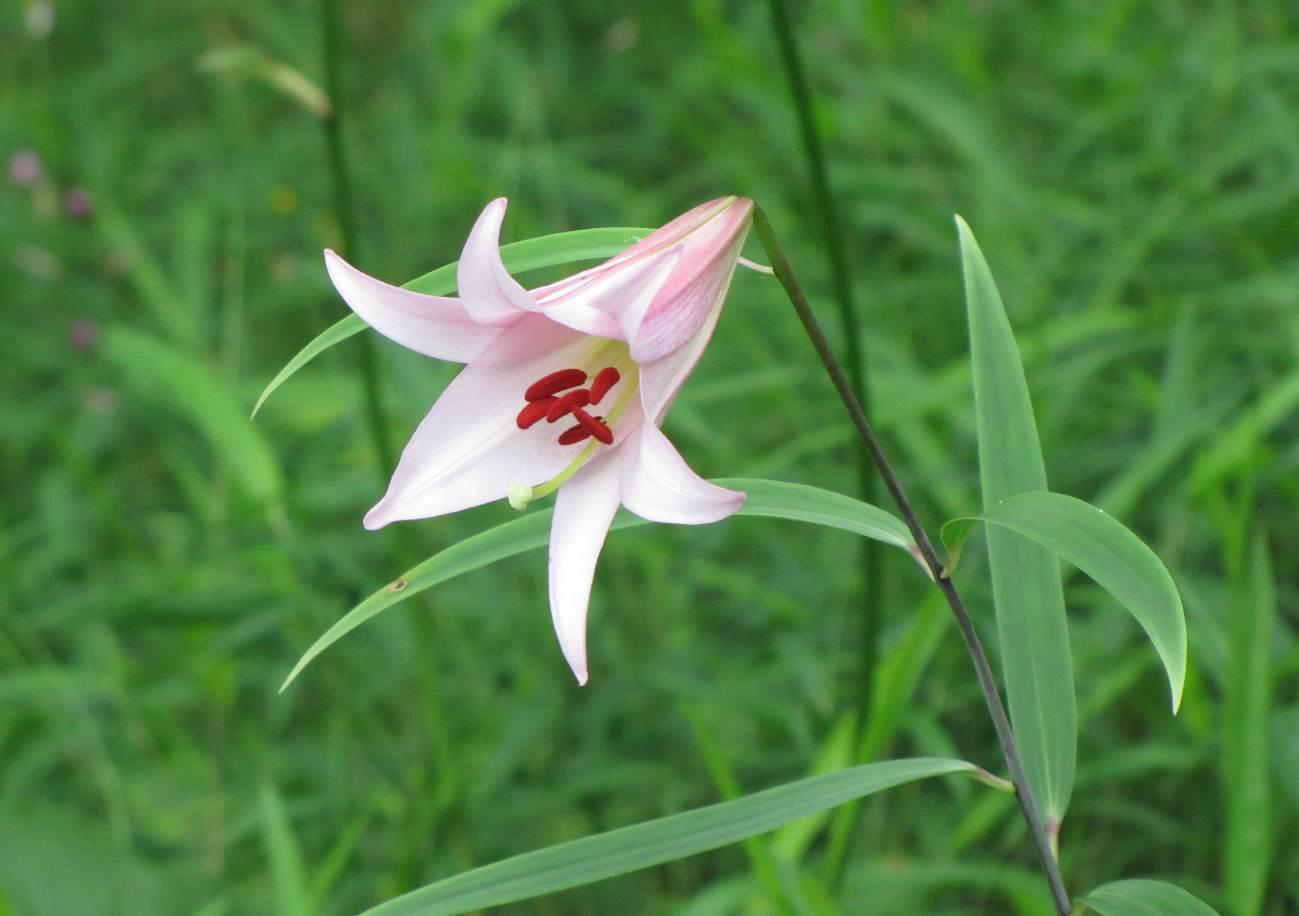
<box><xmin>318</xmin><ymin>0</ymin><xmax>395</xmax><ymax>473</ymax></box>
<box><xmin>752</xmin><ymin>207</ymin><xmax>1072</xmax><ymax>916</ymax></box>
<box><xmin>316</xmin><ymin>0</ymin><xmax>459</xmax><ymax>866</ymax></box>
<box><xmin>764</xmin><ymin>1</ymin><xmax>884</xmax><ymax>860</ymax></box>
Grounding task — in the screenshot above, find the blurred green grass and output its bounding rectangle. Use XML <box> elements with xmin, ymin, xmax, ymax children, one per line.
<box><xmin>2</xmin><ymin>0</ymin><xmax>1297</xmax><ymax>913</ymax></box>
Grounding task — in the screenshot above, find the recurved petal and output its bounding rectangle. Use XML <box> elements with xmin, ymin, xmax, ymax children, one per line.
<box><xmin>457</xmin><ymin>198</ymin><xmax>539</xmax><ymax>325</ymax></box>
<box><xmin>548</xmin><ymin>454</ymin><xmax>623</xmax><ymax>684</ymax></box>
<box><xmin>324</xmin><ymin>250</ymin><xmax>502</xmax><ymax>362</ymax></box>
<box><xmin>363</xmin><ymin>314</ymin><xmax>598</xmax><ymax>528</ymax></box>
<box><xmin>620</xmin><ymin>423</ymin><xmax>745</xmax><ymax>525</ymax></box>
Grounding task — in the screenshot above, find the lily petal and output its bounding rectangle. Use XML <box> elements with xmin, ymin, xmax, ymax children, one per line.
<box><xmin>456</xmin><ymin>198</ymin><xmax>539</xmax><ymax>325</ymax></box>
<box><xmin>621</xmin><ymin>423</ymin><xmax>745</xmax><ymax>524</ymax></box>
<box><xmin>549</xmin><ymin>454</ymin><xmax>623</xmax><ymax>684</ymax></box>
<box><xmin>538</xmin><ymin>246</ymin><xmax>681</xmax><ymax>340</ymax></box>
<box><xmin>324</xmin><ymin>250</ymin><xmax>501</xmax><ymax>362</ymax></box>
<box><xmin>364</xmin><ymin>314</ymin><xmax>597</xmax><ymax>528</ymax></box>
<box><xmin>627</xmin><ymin>197</ymin><xmax>752</xmax><ymax>363</ymax></box>
<box><xmin>636</xmin><ymin>303</ymin><xmax>726</xmax><ymax>425</ymax></box>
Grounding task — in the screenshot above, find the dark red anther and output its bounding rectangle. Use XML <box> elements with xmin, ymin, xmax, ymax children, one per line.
<box><xmin>588</xmin><ymin>367</ymin><xmax>621</xmax><ymax>404</ymax></box>
<box><xmin>569</xmin><ymin>405</ymin><xmax>614</xmax><ymax>444</ymax></box>
<box><xmin>516</xmin><ymin>398</ymin><xmax>557</xmax><ymax>429</ymax></box>
<box><xmin>525</xmin><ymin>368</ymin><xmax>587</xmax><ymax>401</ymax></box>
<box><xmin>545</xmin><ymin>388</ymin><xmax>591</xmax><ymax>422</ymax></box>
<box><xmin>557</xmin><ymin>424</ymin><xmax>593</xmax><ymax>445</ymax></box>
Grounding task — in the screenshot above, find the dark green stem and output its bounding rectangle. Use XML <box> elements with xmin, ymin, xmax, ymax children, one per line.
<box><xmin>753</xmin><ymin>207</ymin><xmax>1071</xmax><ymax>916</ymax></box>
<box><xmin>318</xmin><ymin>0</ymin><xmax>395</xmax><ymax>474</ymax></box>
<box><xmin>315</xmin><ymin>2</ymin><xmax>456</xmax><ymax>866</ymax></box>
<box><xmin>765</xmin><ymin>0</ymin><xmax>881</xmax><ymax>784</ymax></box>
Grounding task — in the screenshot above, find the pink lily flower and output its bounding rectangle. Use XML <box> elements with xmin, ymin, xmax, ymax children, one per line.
<box><xmin>324</xmin><ymin>196</ymin><xmax>753</xmax><ymax>683</ymax></box>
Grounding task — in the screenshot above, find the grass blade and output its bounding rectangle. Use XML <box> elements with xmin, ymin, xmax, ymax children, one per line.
<box><xmin>251</xmin><ymin>226</ymin><xmax>653</xmax><ymax>417</ymax></box>
<box><xmin>104</xmin><ymin>326</ymin><xmax>283</xmax><ymax>503</ymax></box>
<box><xmin>362</xmin><ymin>758</ymin><xmax>983</xmax><ymax>915</ymax></box>
<box><xmin>1081</xmin><ymin>878</ymin><xmax>1219</xmax><ymax>915</ymax></box>
<box><xmin>280</xmin><ymin>478</ymin><xmax>916</xmax><ymax>689</ymax></box>
<box><xmin>258</xmin><ymin>782</ymin><xmax>312</xmax><ymax>916</ymax></box>
<box><xmin>957</xmin><ymin>216</ymin><xmax>1075</xmax><ymax>825</ymax></box>
<box><xmin>1224</xmin><ymin>533</ymin><xmax>1274</xmax><ymax>915</ymax></box>
<box><xmin>941</xmin><ymin>491</ymin><xmax>1186</xmax><ymax>712</ymax></box>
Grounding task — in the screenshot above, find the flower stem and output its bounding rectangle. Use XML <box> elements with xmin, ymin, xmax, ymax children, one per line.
<box><xmin>318</xmin><ymin>0</ymin><xmax>395</xmax><ymax>474</ymax></box>
<box><xmin>764</xmin><ymin>0</ymin><xmax>883</xmax><ymax>833</ymax></box>
<box><xmin>752</xmin><ymin>206</ymin><xmax>1072</xmax><ymax>916</ymax></box>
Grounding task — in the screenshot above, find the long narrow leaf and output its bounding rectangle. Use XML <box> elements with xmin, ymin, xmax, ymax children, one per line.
<box><xmin>1081</xmin><ymin>878</ymin><xmax>1219</xmax><ymax>915</ymax></box>
<box><xmin>258</xmin><ymin>782</ymin><xmax>312</xmax><ymax>916</ymax></box>
<box><xmin>941</xmin><ymin>491</ymin><xmax>1186</xmax><ymax>712</ymax></box>
<box><xmin>281</xmin><ymin>478</ymin><xmax>916</xmax><ymax>689</ymax></box>
<box><xmin>251</xmin><ymin>313</ymin><xmax>366</xmax><ymax>419</ymax></box>
<box><xmin>252</xmin><ymin>226</ymin><xmax>652</xmax><ymax>417</ymax></box>
<box><xmin>104</xmin><ymin>326</ymin><xmax>283</xmax><ymax>503</ymax></box>
<box><xmin>957</xmin><ymin>216</ymin><xmax>1075</xmax><ymax>825</ymax></box>
<box><xmin>1224</xmin><ymin>534</ymin><xmax>1273</xmax><ymax>914</ymax></box>
<box><xmin>363</xmin><ymin>758</ymin><xmax>983</xmax><ymax>916</ymax></box>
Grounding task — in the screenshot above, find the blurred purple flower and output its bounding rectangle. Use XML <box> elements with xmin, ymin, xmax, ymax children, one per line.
<box><xmin>8</xmin><ymin>150</ymin><xmax>43</xmax><ymax>187</ymax></box>
<box><xmin>63</xmin><ymin>187</ymin><xmax>94</xmax><ymax>221</ymax></box>
<box><xmin>69</xmin><ymin>318</ymin><xmax>100</xmax><ymax>352</ymax></box>
<box><xmin>83</xmin><ymin>387</ymin><xmax>118</xmax><ymax>414</ymax></box>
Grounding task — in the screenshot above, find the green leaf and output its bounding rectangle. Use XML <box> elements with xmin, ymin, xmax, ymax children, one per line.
<box><xmin>281</xmin><ymin>478</ymin><xmax>916</xmax><ymax>690</ymax></box>
<box><xmin>361</xmin><ymin>758</ymin><xmax>983</xmax><ymax>916</ymax></box>
<box><xmin>1223</xmin><ymin>533</ymin><xmax>1273</xmax><ymax>915</ymax></box>
<box><xmin>258</xmin><ymin>782</ymin><xmax>312</xmax><ymax>916</ymax></box>
<box><xmin>251</xmin><ymin>227</ymin><xmax>652</xmax><ymax>417</ymax></box>
<box><xmin>957</xmin><ymin>215</ymin><xmax>1075</xmax><ymax>824</ymax></box>
<box><xmin>1190</xmin><ymin>368</ymin><xmax>1299</xmax><ymax>492</ymax></box>
<box><xmin>941</xmin><ymin>491</ymin><xmax>1186</xmax><ymax>712</ymax></box>
<box><xmin>251</xmin><ymin>314</ymin><xmax>366</xmax><ymax>419</ymax></box>
<box><xmin>1081</xmin><ymin>878</ymin><xmax>1219</xmax><ymax>915</ymax></box>
<box><xmin>103</xmin><ymin>326</ymin><xmax>282</xmax><ymax>503</ymax></box>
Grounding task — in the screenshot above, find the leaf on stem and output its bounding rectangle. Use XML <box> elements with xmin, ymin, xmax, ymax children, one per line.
<box><xmin>1080</xmin><ymin>878</ymin><xmax>1219</xmax><ymax>915</ymax></box>
<box><xmin>362</xmin><ymin>758</ymin><xmax>984</xmax><ymax>915</ymax></box>
<box><xmin>280</xmin><ymin>478</ymin><xmax>916</xmax><ymax>690</ymax></box>
<box><xmin>941</xmin><ymin>491</ymin><xmax>1186</xmax><ymax>712</ymax></box>
<box><xmin>957</xmin><ymin>215</ymin><xmax>1076</xmax><ymax>824</ymax></box>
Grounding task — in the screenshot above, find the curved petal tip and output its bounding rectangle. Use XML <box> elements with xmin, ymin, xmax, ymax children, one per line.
<box><xmin>362</xmin><ymin>503</ymin><xmax>391</xmax><ymax>531</ymax></box>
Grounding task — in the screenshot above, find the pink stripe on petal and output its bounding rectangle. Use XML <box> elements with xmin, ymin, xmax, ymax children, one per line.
<box><xmin>628</xmin><ymin>199</ymin><xmax>752</xmax><ymax>362</ymax></box>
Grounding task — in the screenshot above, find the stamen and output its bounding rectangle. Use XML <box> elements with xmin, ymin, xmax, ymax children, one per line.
<box><xmin>557</xmin><ymin>424</ymin><xmax>592</xmax><ymax>445</ymax></box>
<box><xmin>588</xmin><ymin>367</ymin><xmax>621</xmax><ymax>404</ymax></box>
<box><xmin>516</xmin><ymin>398</ymin><xmax>558</xmax><ymax>429</ymax></box>
<box><xmin>545</xmin><ymin>388</ymin><xmax>591</xmax><ymax>422</ymax></box>
<box><xmin>525</xmin><ymin>368</ymin><xmax>587</xmax><ymax>401</ymax></box>
<box><xmin>569</xmin><ymin>405</ymin><xmax>614</xmax><ymax>445</ymax></box>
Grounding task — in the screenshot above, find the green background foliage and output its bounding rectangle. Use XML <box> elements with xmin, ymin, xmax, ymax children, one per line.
<box><xmin>2</xmin><ymin>0</ymin><xmax>1295</xmax><ymax>912</ymax></box>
